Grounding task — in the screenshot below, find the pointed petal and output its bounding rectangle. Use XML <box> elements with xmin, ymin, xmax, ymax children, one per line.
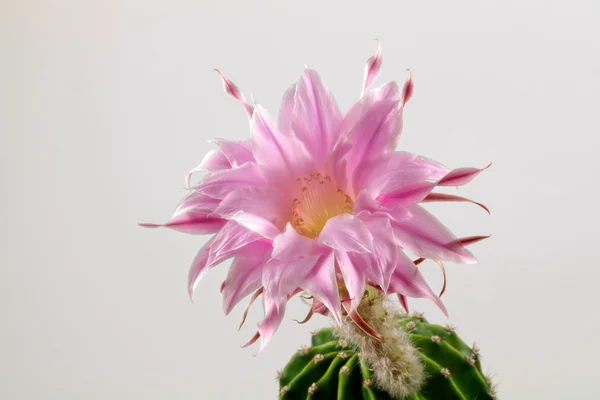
<box><xmin>139</xmin><ymin>213</ymin><xmax>225</xmax><ymax>235</ymax></box>
<box><xmin>257</xmin><ymin>294</ymin><xmax>286</xmax><ymax>353</ymax></box>
<box><xmin>358</xmin><ymin>213</ymin><xmax>398</xmax><ymax>291</ymax></box>
<box><xmin>437</xmin><ymin>162</ymin><xmax>492</xmax><ymax>187</ymax></box>
<box><xmin>335</xmin><ymin>250</ymin><xmax>366</xmax><ymax>312</ymax></box>
<box><xmin>237</xmin><ymin>287</ymin><xmax>263</xmax><ymax>330</ymax></box>
<box><xmin>222</xmin><ymin>242</ymin><xmax>270</xmax><ymax>315</ymax></box>
<box><xmin>362</xmin><ymin>40</ymin><xmax>382</xmax><ymax>95</ymax></box>
<box><xmin>262</xmin><ymin>255</ymin><xmax>321</xmax><ymax>304</ymax></box>
<box><xmin>341</xmin><ymin>82</ymin><xmax>401</xmax><ymax>177</ymax></box>
<box><xmin>214</xmin><ymin>187</ymin><xmax>287</xmax><ymax>228</ymax></box>
<box><xmin>173</xmin><ymin>192</ymin><xmax>221</xmax><ymax>216</ymax></box>
<box><xmin>208</xmin><ymin>220</ymin><xmax>264</xmax><ymax>266</ymax></box>
<box><xmin>214</xmin><ymin>69</ymin><xmax>254</xmax><ymax>117</ymax></box>
<box><xmin>186</xmin><ymin>150</ymin><xmax>230</xmax><ymax>187</ymax></box>
<box><xmin>187</xmin><ymin>237</ymin><xmax>216</xmax><ymax>301</ymax></box>
<box><xmin>194</xmin><ymin>162</ymin><xmax>266</xmax><ymax>200</ymax></box>
<box><xmin>422</xmin><ymin>192</ymin><xmax>490</xmax><ymax>214</ymax></box>
<box><xmin>214</xmin><ymin>139</ymin><xmax>255</xmax><ymax>167</ymax></box>
<box><xmin>271</xmin><ymin>223</ymin><xmax>315</xmax><ymax>261</ymax></box>
<box><xmin>378</xmin><ymin>180</ymin><xmax>437</xmax><ymax>208</ymax></box>
<box><xmin>387</xmin><ymin>251</ymin><xmax>447</xmax><ymax>316</ymax></box>
<box><xmin>398</xmin><ymin>294</ymin><xmax>409</xmax><ymax>313</ymax></box>
<box><xmin>401</xmin><ymin>69</ymin><xmax>414</xmax><ymax>107</ymax></box>
<box><xmin>278</xmin><ymin>84</ymin><xmax>297</xmax><ymax>135</ymax></box>
<box><xmin>390</xmin><ymin>205</ymin><xmax>476</xmax><ymax>264</ymax></box>
<box><xmin>231</xmin><ymin>211</ymin><xmax>280</xmax><ymax>239</ymax></box>
<box><xmin>302</xmin><ymin>251</ymin><xmax>342</xmax><ymax>325</ymax></box>
<box><xmin>354</xmin><ymin>152</ymin><xmax>449</xmax><ymax>197</ymax></box>
<box><xmin>251</xmin><ymin>105</ymin><xmax>310</xmax><ymax>183</ymax></box>
<box><xmin>318</xmin><ymin>214</ymin><xmax>373</xmax><ymax>254</ymax></box>
<box><xmin>292</xmin><ymin>69</ymin><xmax>343</xmax><ymax>163</ymax></box>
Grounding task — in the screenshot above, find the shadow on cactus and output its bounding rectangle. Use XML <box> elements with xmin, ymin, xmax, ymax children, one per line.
<box><xmin>279</xmin><ymin>310</ymin><xmax>497</xmax><ymax>400</ymax></box>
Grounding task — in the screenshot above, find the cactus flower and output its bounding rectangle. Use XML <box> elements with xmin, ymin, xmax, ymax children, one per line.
<box><xmin>141</xmin><ymin>43</ymin><xmax>489</xmax><ymax>353</ymax></box>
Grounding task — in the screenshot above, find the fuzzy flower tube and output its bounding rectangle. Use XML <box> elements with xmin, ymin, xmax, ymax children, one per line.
<box><xmin>141</xmin><ymin>42</ymin><xmax>492</xmax><ymax>398</ymax></box>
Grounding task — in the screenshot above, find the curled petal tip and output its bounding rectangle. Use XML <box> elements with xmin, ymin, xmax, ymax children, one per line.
<box><xmin>401</xmin><ymin>69</ymin><xmax>414</xmax><ymax>107</ymax></box>
<box><xmin>138</xmin><ymin>222</ymin><xmax>160</xmax><ymax>229</ymax></box>
<box><xmin>362</xmin><ymin>40</ymin><xmax>382</xmax><ymax>95</ymax></box>
<box><xmin>241</xmin><ymin>331</ymin><xmax>260</xmax><ymax>349</ymax></box>
<box><xmin>213</xmin><ymin>68</ymin><xmax>254</xmax><ymax>117</ymax></box>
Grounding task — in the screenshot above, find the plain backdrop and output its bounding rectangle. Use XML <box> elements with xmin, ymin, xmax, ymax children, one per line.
<box><xmin>2</xmin><ymin>0</ymin><xmax>599</xmax><ymax>399</ymax></box>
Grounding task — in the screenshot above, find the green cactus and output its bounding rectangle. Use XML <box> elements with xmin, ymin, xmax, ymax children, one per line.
<box><xmin>278</xmin><ymin>314</ymin><xmax>496</xmax><ymax>400</ymax></box>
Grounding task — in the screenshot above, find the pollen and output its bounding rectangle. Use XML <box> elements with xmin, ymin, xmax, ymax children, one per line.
<box><xmin>290</xmin><ymin>173</ymin><xmax>353</xmax><ymax>239</ymax></box>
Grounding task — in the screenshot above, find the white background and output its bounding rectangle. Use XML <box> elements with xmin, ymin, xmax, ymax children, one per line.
<box><xmin>2</xmin><ymin>0</ymin><xmax>599</xmax><ymax>399</ymax></box>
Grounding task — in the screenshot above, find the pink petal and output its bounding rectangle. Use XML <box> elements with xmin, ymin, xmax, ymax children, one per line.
<box><xmin>318</xmin><ymin>214</ymin><xmax>374</xmax><ymax>254</ymax></box>
<box><xmin>174</xmin><ymin>192</ymin><xmax>221</xmax><ymax>216</ymax></box>
<box><xmin>262</xmin><ymin>255</ymin><xmax>321</xmax><ymax>305</ymax></box>
<box><xmin>302</xmin><ymin>251</ymin><xmax>342</xmax><ymax>324</ymax></box>
<box><xmin>292</xmin><ymin>69</ymin><xmax>343</xmax><ymax>164</ymax></box>
<box><xmin>398</xmin><ymin>294</ymin><xmax>409</xmax><ymax>313</ymax></box>
<box><xmin>390</xmin><ymin>205</ymin><xmax>476</xmax><ymax>264</ymax></box>
<box><xmin>387</xmin><ymin>251</ymin><xmax>447</xmax><ymax>316</ymax></box>
<box><xmin>401</xmin><ymin>69</ymin><xmax>414</xmax><ymax>107</ymax></box>
<box><xmin>378</xmin><ymin>180</ymin><xmax>437</xmax><ymax>208</ymax></box>
<box><xmin>257</xmin><ymin>294</ymin><xmax>286</xmax><ymax>353</ymax></box>
<box><xmin>193</xmin><ymin>162</ymin><xmax>266</xmax><ymax>200</ymax></box>
<box><xmin>422</xmin><ymin>192</ymin><xmax>490</xmax><ymax>214</ymax></box>
<box><xmin>230</xmin><ymin>211</ymin><xmax>280</xmax><ymax>240</ymax></box>
<box><xmin>138</xmin><ymin>213</ymin><xmax>225</xmax><ymax>235</ymax></box>
<box><xmin>214</xmin><ymin>69</ymin><xmax>254</xmax><ymax>117</ymax></box>
<box><xmin>207</xmin><ymin>221</ymin><xmax>264</xmax><ymax>267</ymax></box>
<box><xmin>186</xmin><ymin>150</ymin><xmax>230</xmax><ymax>188</ymax></box>
<box><xmin>214</xmin><ymin>139</ymin><xmax>255</xmax><ymax>168</ymax></box>
<box><xmin>335</xmin><ymin>250</ymin><xmax>366</xmax><ymax>313</ymax></box>
<box><xmin>354</xmin><ymin>152</ymin><xmax>449</xmax><ymax>197</ymax></box>
<box><xmin>187</xmin><ymin>237</ymin><xmax>216</xmax><ymax>301</ymax></box>
<box><xmin>437</xmin><ymin>162</ymin><xmax>492</xmax><ymax>187</ymax></box>
<box><xmin>362</xmin><ymin>39</ymin><xmax>382</xmax><ymax>96</ymax></box>
<box><xmin>271</xmin><ymin>223</ymin><xmax>315</xmax><ymax>261</ymax></box>
<box><xmin>221</xmin><ymin>242</ymin><xmax>270</xmax><ymax>315</ymax></box>
<box><xmin>358</xmin><ymin>213</ymin><xmax>398</xmax><ymax>291</ymax></box>
<box><xmin>341</xmin><ymin>82</ymin><xmax>401</xmax><ymax>179</ymax></box>
<box><xmin>251</xmin><ymin>105</ymin><xmax>310</xmax><ymax>184</ymax></box>
<box><xmin>278</xmin><ymin>84</ymin><xmax>297</xmax><ymax>135</ymax></box>
<box><xmin>215</xmin><ymin>187</ymin><xmax>287</xmax><ymax>228</ymax></box>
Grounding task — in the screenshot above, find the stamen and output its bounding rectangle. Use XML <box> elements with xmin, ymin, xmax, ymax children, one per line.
<box><xmin>290</xmin><ymin>173</ymin><xmax>353</xmax><ymax>238</ymax></box>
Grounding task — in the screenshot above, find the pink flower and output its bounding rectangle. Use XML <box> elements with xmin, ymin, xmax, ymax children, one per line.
<box><xmin>141</xmin><ymin>43</ymin><xmax>490</xmax><ymax>353</ymax></box>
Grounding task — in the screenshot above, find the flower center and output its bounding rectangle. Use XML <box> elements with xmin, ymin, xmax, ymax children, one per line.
<box><xmin>290</xmin><ymin>173</ymin><xmax>354</xmax><ymax>239</ymax></box>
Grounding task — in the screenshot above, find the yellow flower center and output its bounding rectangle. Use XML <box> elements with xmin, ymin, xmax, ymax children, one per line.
<box><xmin>290</xmin><ymin>173</ymin><xmax>354</xmax><ymax>239</ymax></box>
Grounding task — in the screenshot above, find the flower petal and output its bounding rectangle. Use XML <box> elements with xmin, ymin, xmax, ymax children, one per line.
<box><xmin>138</xmin><ymin>213</ymin><xmax>225</xmax><ymax>235</ymax></box>
<box><xmin>422</xmin><ymin>192</ymin><xmax>490</xmax><ymax>214</ymax></box>
<box><xmin>359</xmin><ymin>213</ymin><xmax>398</xmax><ymax>291</ymax></box>
<box><xmin>278</xmin><ymin>84</ymin><xmax>297</xmax><ymax>135</ymax></box>
<box><xmin>194</xmin><ymin>162</ymin><xmax>266</xmax><ymax>200</ymax></box>
<box><xmin>335</xmin><ymin>250</ymin><xmax>366</xmax><ymax>313</ymax></box>
<box><xmin>215</xmin><ymin>187</ymin><xmax>287</xmax><ymax>228</ymax></box>
<box><xmin>208</xmin><ymin>220</ymin><xmax>264</xmax><ymax>267</ymax></box>
<box><xmin>389</xmin><ymin>205</ymin><xmax>476</xmax><ymax>264</ymax></box>
<box><xmin>231</xmin><ymin>211</ymin><xmax>280</xmax><ymax>240</ymax></box>
<box><xmin>302</xmin><ymin>251</ymin><xmax>342</xmax><ymax>324</ymax></box>
<box><xmin>262</xmin><ymin>254</ymin><xmax>321</xmax><ymax>309</ymax></box>
<box><xmin>378</xmin><ymin>180</ymin><xmax>437</xmax><ymax>208</ymax></box>
<box><xmin>271</xmin><ymin>223</ymin><xmax>315</xmax><ymax>261</ymax></box>
<box><xmin>187</xmin><ymin>237</ymin><xmax>216</xmax><ymax>301</ymax></box>
<box><xmin>214</xmin><ymin>69</ymin><xmax>254</xmax><ymax>117</ymax></box>
<box><xmin>387</xmin><ymin>251</ymin><xmax>447</xmax><ymax>316</ymax></box>
<box><xmin>401</xmin><ymin>69</ymin><xmax>414</xmax><ymax>107</ymax></box>
<box><xmin>251</xmin><ymin>105</ymin><xmax>310</xmax><ymax>184</ymax></box>
<box><xmin>174</xmin><ymin>192</ymin><xmax>221</xmax><ymax>216</ymax></box>
<box><xmin>214</xmin><ymin>139</ymin><xmax>255</xmax><ymax>168</ymax></box>
<box><xmin>362</xmin><ymin>39</ymin><xmax>382</xmax><ymax>96</ymax></box>
<box><xmin>292</xmin><ymin>69</ymin><xmax>343</xmax><ymax>164</ymax></box>
<box><xmin>186</xmin><ymin>150</ymin><xmax>230</xmax><ymax>187</ymax></box>
<box><xmin>341</xmin><ymin>82</ymin><xmax>401</xmax><ymax>179</ymax></box>
<box><xmin>257</xmin><ymin>294</ymin><xmax>286</xmax><ymax>353</ymax></box>
<box><xmin>354</xmin><ymin>151</ymin><xmax>449</xmax><ymax>197</ymax></box>
<box><xmin>221</xmin><ymin>242</ymin><xmax>270</xmax><ymax>315</ymax></box>
<box><xmin>318</xmin><ymin>214</ymin><xmax>373</xmax><ymax>254</ymax></box>
<box><xmin>437</xmin><ymin>162</ymin><xmax>492</xmax><ymax>187</ymax></box>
